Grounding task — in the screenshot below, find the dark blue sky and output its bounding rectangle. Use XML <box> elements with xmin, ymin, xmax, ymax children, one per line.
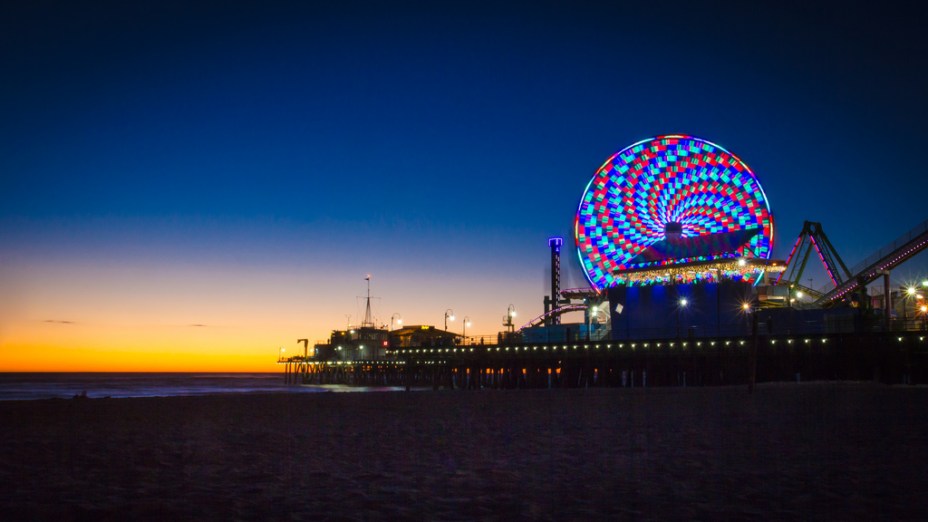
<box><xmin>2</xmin><ymin>1</ymin><xmax>928</xmax><ymax>343</ymax></box>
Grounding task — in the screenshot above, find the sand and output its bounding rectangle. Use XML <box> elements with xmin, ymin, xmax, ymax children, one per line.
<box><xmin>1</xmin><ymin>383</ymin><xmax>926</xmax><ymax>521</ymax></box>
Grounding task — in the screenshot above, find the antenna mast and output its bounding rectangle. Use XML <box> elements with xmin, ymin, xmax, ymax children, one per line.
<box><xmin>362</xmin><ymin>274</ymin><xmax>374</xmax><ymax>327</ymax></box>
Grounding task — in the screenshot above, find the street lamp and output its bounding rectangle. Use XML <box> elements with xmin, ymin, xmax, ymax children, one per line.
<box><xmin>505</xmin><ymin>304</ymin><xmax>517</xmax><ymax>333</ymax></box>
<box><xmin>741</xmin><ymin>302</ymin><xmax>752</xmax><ymax>334</ymax></box>
<box><xmin>278</xmin><ymin>347</ymin><xmax>286</xmax><ymax>361</ymax></box>
<box><xmin>444</xmin><ymin>309</ymin><xmax>455</xmax><ymax>331</ymax></box>
<box><xmin>391</xmin><ymin>313</ymin><xmax>402</xmax><ymax>331</ymax></box>
<box><xmin>901</xmin><ymin>286</ymin><xmax>920</xmax><ymax>329</ymax></box>
<box><xmin>921</xmin><ymin>304</ymin><xmax>928</xmax><ymax>330</ymax></box>
<box><xmin>587</xmin><ymin>303</ymin><xmax>599</xmax><ymax>341</ymax></box>
<box><xmin>463</xmin><ymin>316</ymin><xmax>471</xmax><ymax>344</ymax></box>
<box><xmin>677</xmin><ymin>297</ymin><xmax>688</xmax><ymax>338</ymax></box>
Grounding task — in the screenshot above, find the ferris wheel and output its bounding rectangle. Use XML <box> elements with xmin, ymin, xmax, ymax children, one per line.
<box><xmin>575</xmin><ymin>135</ymin><xmax>774</xmax><ymax>290</ymax></box>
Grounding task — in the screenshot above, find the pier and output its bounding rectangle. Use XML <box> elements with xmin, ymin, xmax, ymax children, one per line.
<box><xmin>280</xmin><ymin>331</ymin><xmax>928</xmax><ymax>389</ymax></box>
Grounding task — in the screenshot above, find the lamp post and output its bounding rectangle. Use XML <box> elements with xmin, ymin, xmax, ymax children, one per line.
<box><xmin>920</xmin><ymin>304</ymin><xmax>928</xmax><ymax>331</ymax></box>
<box><xmin>463</xmin><ymin>316</ymin><xmax>471</xmax><ymax>344</ymax></box>
<box><xmin>677</xmin><ymin>297</ymin><xmax>688</xmax><ymax>338</ymax></box>
<box><xmin>742</xmin><ymin>302</ymin><xmax>752</xmax><ymax>334</ymax></box>
<box><xmin>278</xmin><ymin>347</ymin><xmax>286</xmax><ymax>362</ymax></box>
<box><xmin>505</xmin><ymin>304</ymin><xmax>517</xmax><ymax>333</ymax></box>
<box><xmin>444</xmin><ymin>309</ymin><xmax>455</xmax><ymax>331</ymax></box>
<box><xmin>747</xmin><ymin>303</ymin><xmax>759</xmax><ymax>394</ymax></box>
<box><xmin>903</xmin><ymin>286</ymin><xmax>918</xmax><ymax>330</ymax></box>
<box><xmin>390</xmin><ymin>313</ymin><xmax>402</xmax><ymax>331</ymax></box>
<box><xmin>587</xmin><ymin>304</ymin><xmax>599</xmax><ymax>341</ymax></box>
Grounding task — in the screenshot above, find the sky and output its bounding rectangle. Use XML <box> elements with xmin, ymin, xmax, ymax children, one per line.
<box><xmin>2</xmin><ymin>0</ymin><xmax>927</xmax><ymax>371</ymax></box>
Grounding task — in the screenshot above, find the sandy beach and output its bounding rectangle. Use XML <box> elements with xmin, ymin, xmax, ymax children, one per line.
<box><xmin>1</xmin><ymin>383</ymin><xmax>926</xmax><ymax>520</ymax></box>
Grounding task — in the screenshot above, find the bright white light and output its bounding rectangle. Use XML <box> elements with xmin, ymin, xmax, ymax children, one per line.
<box><xmin>679</xmin><ymin>298</ymin><xmax>688</xmax><ymax>307</ymax></box>
<box><xmin>737</xmin><ymin>258</ymin><xmax>746</xmax><ymax>267</ymax></box>
<box><xmin>796</xmin><ymin>291</ymin><xmax>804</xmax><ymax>299</ymax></box>
<box><xmin>907</xmin><ymin>286</ymin><xmax>917</xmax><ymax>296</ymax></box>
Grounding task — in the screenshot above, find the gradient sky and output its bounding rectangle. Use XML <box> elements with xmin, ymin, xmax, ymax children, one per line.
<box><xmin>2</xmin><ymin>1</ymin><xmax>927</xmax><ymax>371</ymax></box>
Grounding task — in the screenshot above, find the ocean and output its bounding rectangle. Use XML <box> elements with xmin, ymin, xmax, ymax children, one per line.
<box><xmin>0</xmin><ymin>372</ymin><xmax>391</xmax><ymax>401</ymax></box>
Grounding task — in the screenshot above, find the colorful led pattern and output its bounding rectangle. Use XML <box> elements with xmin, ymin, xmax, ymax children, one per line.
<box><xmin>575</xmin><ymin>135</ymin><xmax>774</xmax><ymax>289</ymax></box>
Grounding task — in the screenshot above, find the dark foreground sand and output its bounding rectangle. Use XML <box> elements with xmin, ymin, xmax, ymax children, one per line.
<box><xmin>1</xmin><ymin>383</ymin><xmax>926</xmax><ymax>521</ymax></box>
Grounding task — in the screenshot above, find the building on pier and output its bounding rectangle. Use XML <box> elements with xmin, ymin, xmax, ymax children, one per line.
<box><xmin>313</xmin><ymin>326</ymin><xmax>391</xmax><ymax>361</ymax></box>
<box><xmin>389</xmin><ymin>325</ymin><xmax>461</xmax><ymax>348</ymax></box>
<box><xmin>312</xmin><ymin>325</ymin><xmax>463</xmax><ymax>361</ymax></box>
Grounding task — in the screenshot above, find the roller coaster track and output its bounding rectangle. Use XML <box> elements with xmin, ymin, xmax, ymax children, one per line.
<box><xmin>817</xmin><ymin>218</ymin><xmax>928</xmax><ymax>305</ymax></box>
<box><xmin>519</xmin><ymin>304</ymin><xmax>588</xmax><ymax>330</ymax></box>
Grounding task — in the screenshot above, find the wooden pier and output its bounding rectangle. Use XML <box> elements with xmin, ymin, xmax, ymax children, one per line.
<box><xmin>280</xmin><ymin>331</ymin><xmax>928</xmax><ymax>389</ymax></box>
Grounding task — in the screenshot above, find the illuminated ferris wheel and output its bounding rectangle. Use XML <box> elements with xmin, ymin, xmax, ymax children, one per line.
<box><xmin>574</xmin><ymin>135</ymin><xmax>774</xmax><ymax>290</ymax></box>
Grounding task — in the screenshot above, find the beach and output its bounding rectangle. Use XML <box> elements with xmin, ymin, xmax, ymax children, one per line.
<box><xmin>1</xmin><ymin>383</ymin><xmax>925</xmax><ymax>520</ymax></box>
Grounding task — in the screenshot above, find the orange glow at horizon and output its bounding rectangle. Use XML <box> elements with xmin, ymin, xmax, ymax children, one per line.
<box><xmin>0</xmin><ymin>249</ymin><xmax>547</xmax><ymax>372</ymax></box>
<box><xmin>1</xmin><ymin>321</ymin><xmax>292</xmax><ymax>372</ymax></box>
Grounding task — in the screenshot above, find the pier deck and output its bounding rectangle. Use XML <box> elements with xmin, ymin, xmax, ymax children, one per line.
<box><xmin>281</xmin><ymin>331</ymin><xmax>928</xmax><ymax>389</ymax></box>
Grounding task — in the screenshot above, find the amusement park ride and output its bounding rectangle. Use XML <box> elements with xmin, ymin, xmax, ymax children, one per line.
<box><xmin>774</xmin><ymin>219</ymin><xmax>928</xmax><ymax>309</ymax></box>
<box><xmin>525</xmin><ymin>134</ymin><xmax>783</xmax><ymax>340</ymax></box>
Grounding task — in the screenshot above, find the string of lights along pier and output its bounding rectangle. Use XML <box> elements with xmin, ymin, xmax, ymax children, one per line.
<box><xmin>575</xmin><ymin>135</ymin><xmax>775</xmax><ymax>289</ymax></box>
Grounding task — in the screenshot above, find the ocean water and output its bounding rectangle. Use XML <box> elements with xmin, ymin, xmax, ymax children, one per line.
<box><xmin>0</xmin><ymin>372</ymin><xmax>341</xmax><ymax>401</ymax></box>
